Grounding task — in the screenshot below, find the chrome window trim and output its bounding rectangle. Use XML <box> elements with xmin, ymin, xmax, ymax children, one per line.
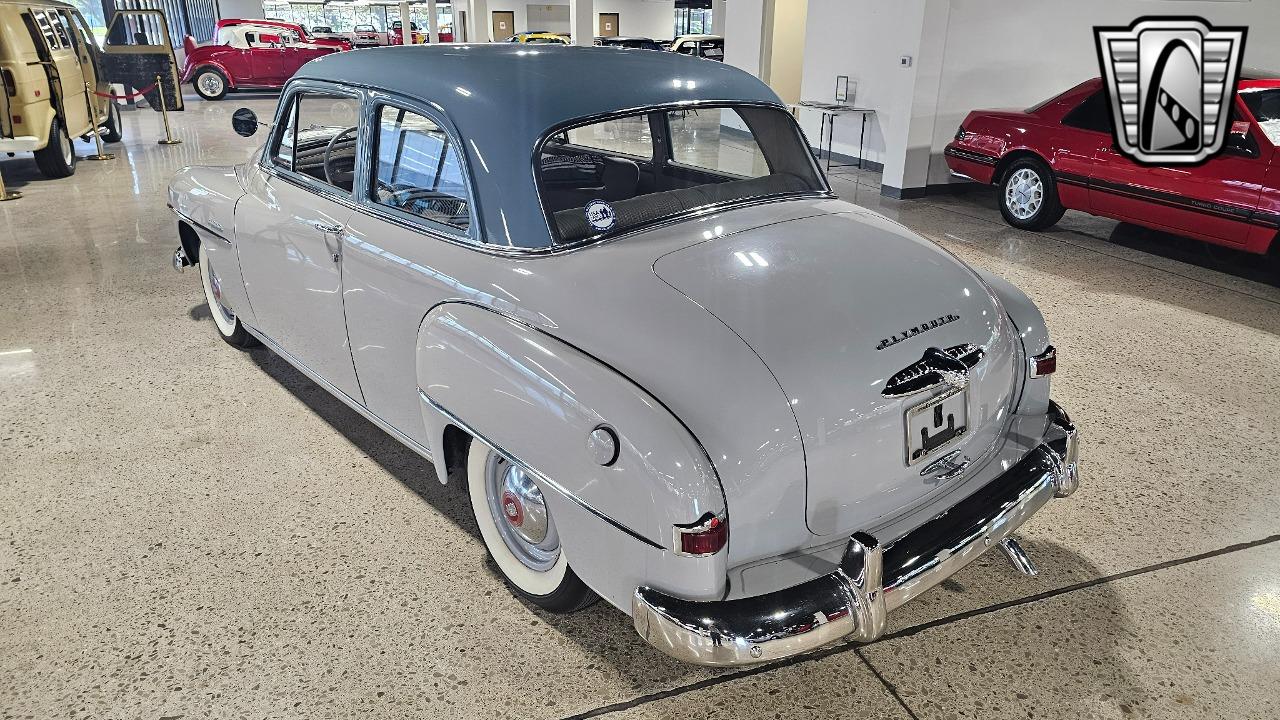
<box><xmin>360</xmin><ymin>92</ymin><xmax>482</xmax><ymax>244</ymax></box>
<box><xmin>259</xmin><ymin>80</ymin><xmax>369</xmax><ymax>205</ymax></box>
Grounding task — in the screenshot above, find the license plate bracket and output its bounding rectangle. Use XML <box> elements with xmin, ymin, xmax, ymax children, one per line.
<box><xmin>905</xmin><ymin>388</ymin><xmax>969</xmax><ymax>466</ymax></box>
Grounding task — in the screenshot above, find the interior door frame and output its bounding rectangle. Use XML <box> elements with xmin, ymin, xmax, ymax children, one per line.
<box><xmin>491</xmin><ymin>10</ymin><xmax>514</xmax><ymax>42</ymax></box>
<box><xmin>598</xmin><ymin>12</ymin><xmax>619</xmax><ymax>37</ymax></box>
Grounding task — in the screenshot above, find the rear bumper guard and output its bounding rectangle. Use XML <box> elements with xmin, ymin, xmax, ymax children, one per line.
<box><xmin>632</xmin><ymin>401</ymin><xmax>1080</xmax><ymax>666</ymax></box>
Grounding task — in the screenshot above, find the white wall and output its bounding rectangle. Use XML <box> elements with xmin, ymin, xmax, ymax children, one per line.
<box><xmin>508</xmin><ymin>0</ymin><xmax>673</xmax><ymax>40</ymax></box>
<box><xmin>218</xmin><ymin>0</ymin><xmax>265</xmax><ymax>20</ymax></box>
<box><xmin>796</xmin><ymin>0</ymin><xmax>929</xmax><ymax>187</ymax></box>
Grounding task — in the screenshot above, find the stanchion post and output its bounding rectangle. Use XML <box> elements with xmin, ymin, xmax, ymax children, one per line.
<box><xmin>82</xmin><ymin>81</ymin><xmax>115</xmax><ymax>161</ymax></box>
<box><xmin>0</xmin><ymin>166</ymin><xmax>20</xmax><ymax>201</ymax></box>
<box><xmin>156</xmin><ymin>74</ymin><xmax>181</xmax><ymax>145</ymax></box>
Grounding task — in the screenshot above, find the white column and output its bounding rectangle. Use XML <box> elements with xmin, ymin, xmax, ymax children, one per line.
<box><xmin>569</xmin><ymin>0</ymin><xmax>593</xmax><ymax>46</ymax></box>
<box><xmin>711</xmin><ymin>0</ymin><xmax>727</xmax><ymax>35</ymax></box>
<box><xmin>399</xmin><ymin>1</ymin><xmax>412</xmax><ymax>44</ymax></box>
<box><xmin>469</xmin><ymin>0</ymin><xmax>489</xmax><ymax>41</ymax></box>
<box><xmin>426</xmin><ymin>0</ymin><xmax>441</xmax><ymax>42</ymax></box>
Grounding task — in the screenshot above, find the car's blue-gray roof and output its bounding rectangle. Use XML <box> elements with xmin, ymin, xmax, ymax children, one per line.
<box><xmin>294</xmin><ymin>44</ymin><xmax>785</xmax><ymax>248</ymax></box>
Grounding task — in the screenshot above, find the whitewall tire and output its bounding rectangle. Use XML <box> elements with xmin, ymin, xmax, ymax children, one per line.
<box><xmin>198</xmin><ymin>243</ymin><xmax>257</xmax><ymax>348</ymax></box>
<box><xmin>465</xmin><ymin>439</ymin><xmax>597</xmax><ymax>612</ymax></box>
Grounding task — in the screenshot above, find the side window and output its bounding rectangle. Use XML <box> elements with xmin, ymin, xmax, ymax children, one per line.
<box><xmin>29</xmin><ymin>10</ymin><xmax>63</xmax><ymax>50</ymax></box>
<box><xmin>1063</xmin><ymin>90</ymin><xmax>1113</xmax><ymax>134</ymax></box>
<box><xmin>372</xmin><ymin>105</ymin><xmax>471</xmax><ymax>232</ymax></box>
<box><xmin>271</xmin><ymin>91</ymin><xmax>362</xmax><ymax>193</ymax></box>
<box><xmin>668</xmin><ymin>108</ymin><xmax>770</xmax><ymax>177</ymax></box>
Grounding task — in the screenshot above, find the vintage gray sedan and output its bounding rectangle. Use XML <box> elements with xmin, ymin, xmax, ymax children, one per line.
<box><xmin>168</xmin><ymin>45</ymin><xmax>1081</xmax><ymax>665</ymax></box>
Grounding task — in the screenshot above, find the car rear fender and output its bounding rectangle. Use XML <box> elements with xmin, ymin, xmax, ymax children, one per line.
<box><xmin>975</xmin><ymin>269</ymin><xmax>1051</xmax><ymax>415</ymax></box>
<box><xmin>182</xmin><ymin>56</ymin><xmax>236</xmax><ymax>88</ymax></box>
<box><xmin>416</xmin><ymin>302</ymin><xmax>729</xmax><ymax>609</ymax></box>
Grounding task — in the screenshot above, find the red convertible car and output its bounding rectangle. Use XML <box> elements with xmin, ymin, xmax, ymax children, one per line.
<box><xmin>182</xmin><ymin>23</ymin><xmax>341</xmax><ymax>100</ymax></box>
<box><xmin>215</xmin><ymin>19</ymin><xmax>352</xmax><ymax>51</ymax></box>
<box><xmin>946</xmin><ymin>73</ymin><xmax>1280</xmax><ymax>264</ymax></box>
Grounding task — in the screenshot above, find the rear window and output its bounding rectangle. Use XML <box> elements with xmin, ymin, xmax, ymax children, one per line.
<box><xmin>536</xmin><ymin>105</ymin><xmax>825</xmax><ymax>244</ymax></box>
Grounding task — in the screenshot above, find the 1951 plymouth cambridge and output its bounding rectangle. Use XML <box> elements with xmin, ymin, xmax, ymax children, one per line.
<box><xmin>168</xmin><ymin>45</ymin><xmax>1081</xmax><ymax>666</ymax></box>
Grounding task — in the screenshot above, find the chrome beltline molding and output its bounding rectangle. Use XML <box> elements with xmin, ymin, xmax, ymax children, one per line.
<box><xmin>245</xmin><ymin>325</ymin><xmax>435</xmax><ymax>463</ymax></box>
<box><xmin>419</xmin><ymin>390</ymin><xmax>665</xmax><ymax>551</ymax></box>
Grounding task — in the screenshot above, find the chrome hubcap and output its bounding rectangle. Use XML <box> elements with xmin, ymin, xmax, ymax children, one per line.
<box><xmin>60</xmin><ymin>132</ymin><xmax>72</xmax><ymax>164</ymax></box>
<box><xmin>1005</xmin><ymin>168</ymin><xmax>1043</xmax><ymax>220</ymax></box>
<box><xmin>485</xmin><ymin>453</ymin><xmax>559</xmax><ymax>571</ymax></box>
<box><xmin>198</xmin><ymin>73</ymin><xmax>223</xmax><ymax>96</ymax></box>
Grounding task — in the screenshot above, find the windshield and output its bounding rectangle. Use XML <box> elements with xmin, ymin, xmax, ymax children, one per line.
<box><xmin>536</xmin><ymin>105</ymin><xmax>825</xmax><ymax>244</ymax></box>
<box><xmin>1241</xmin><ymin>88</ymin><xmax>1280</xmax><ymax>145</ymax></box>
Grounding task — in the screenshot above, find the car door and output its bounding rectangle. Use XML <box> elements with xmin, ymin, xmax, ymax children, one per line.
<box><xmin>245</xmin><ymin>31</ymin><xmax>287</xmax><ymax>84</ymax></box>
<box><xmin>340</xmin><ymin>100</ymin><xmax>478</xmax><ymax>445</ymax></box>
<box><xmin>24</xmin><ymin>7</ymin><xmax>89</xmax><ymax>136</ymax></box>
<box><xmin>237</xmin><ymin>85</ymin><xmax>365</xmax><ymax>401</ymax></box>
<box><xmin>1088</xmin><ymin>98</ymin><xmax>1268</xmax><ymax>246</ymax></box>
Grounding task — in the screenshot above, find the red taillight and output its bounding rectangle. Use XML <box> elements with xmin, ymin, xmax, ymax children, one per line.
<box><xmin>676</xmin><ymin>514</ymin><xmax>727</xmax><ymax>556</ymax></box>
<box><xmin>1030</xmin><ymin>345</ymin><xmax>1057</xmax><ymax>378</ymax></box>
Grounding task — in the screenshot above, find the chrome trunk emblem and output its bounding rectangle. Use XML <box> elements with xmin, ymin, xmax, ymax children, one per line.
<box><xmin>882</xmin><ymin>344</ymin><xmax>984</xmax><ymax>398</ymax></box>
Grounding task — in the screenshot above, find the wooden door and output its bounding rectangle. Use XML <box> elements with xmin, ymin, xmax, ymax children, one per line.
<box><xmin>598</xmin><ymin>13</ymin><xmax>619</xmax><ymax>37</ymax></box>
<box><xmin>491</xmin><ymin>11</ymin><xmax>514</xmax><ymax>42</ymax></box>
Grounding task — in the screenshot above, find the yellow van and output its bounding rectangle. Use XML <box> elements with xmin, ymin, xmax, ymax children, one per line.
<box><xmin>0</xmin><ymin>0</ymin><xmax>122</xmax><ymax>178</ymax></box>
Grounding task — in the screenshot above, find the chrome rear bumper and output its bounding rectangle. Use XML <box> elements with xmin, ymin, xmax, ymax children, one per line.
<box><xmin>632</xmin><ymin>402</ymin><xmax>1080</xmax><ymax>666</ymax></box>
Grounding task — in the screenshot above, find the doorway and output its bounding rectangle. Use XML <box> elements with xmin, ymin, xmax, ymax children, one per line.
<box><xmin>491</xmin><ymin>10</ymin><xmax>514</xmax><ymax>41</ymax></box>
<box><xmin>598</xmin><ymin>12</ymin><xmax>619</xmax><ymax>37</ymax></box>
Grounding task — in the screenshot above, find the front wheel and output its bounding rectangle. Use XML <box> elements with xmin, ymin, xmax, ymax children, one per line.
<box><xmin>198</xmin><ymin>243</ymin><xmax>258</xmax><ymax>348</ymax></box>
<box><xmin>192</xmin><ymin>68</ymin><xmax>228</xmax><ymax>101</ymax></box>
<box><xmin>466</xmin><ymin>440</ymin><xmax>598</xmax><ymax>612</ymax></box>
<box><xmin>998</xmin><ymin>158</ymin><xmax>1066</xmax><ymax>231</ymax></box>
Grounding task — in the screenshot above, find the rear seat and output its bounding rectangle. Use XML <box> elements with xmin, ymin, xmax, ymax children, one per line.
<box><xmin>553</xmin><ymin>172</ymin><xmax>811</xmax><ymax>241</ymax></box>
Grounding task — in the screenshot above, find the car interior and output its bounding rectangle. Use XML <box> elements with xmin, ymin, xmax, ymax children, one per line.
<box><xmin>537</xmin><ymin>106</ymin><xmax>822</xmax><ymax>242</ymax></box>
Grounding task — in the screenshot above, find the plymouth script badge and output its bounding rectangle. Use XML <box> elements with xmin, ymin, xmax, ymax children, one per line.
<box><xmin>877</xmin><ymin>314</ymin><xmax>959</xmax><ymax>351</ymax></box>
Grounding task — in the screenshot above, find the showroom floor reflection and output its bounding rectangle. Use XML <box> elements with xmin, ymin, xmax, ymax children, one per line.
<box><xmin>1</xmin><ymin>96</ymin><xmax>1277</xmax><ymax>720</ymax></box>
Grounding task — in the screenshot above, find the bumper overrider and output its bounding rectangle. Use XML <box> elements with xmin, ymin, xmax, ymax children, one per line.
<box><xmin>632</xmin><ymin>402</ymin><xmax>1080</xmax><ymax>666</ymax></box>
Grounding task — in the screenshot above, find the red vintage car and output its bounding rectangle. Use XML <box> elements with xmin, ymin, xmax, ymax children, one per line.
<box><xmin>945</xmin><ymin>73</ymin><xmax>1280</xmax><ymax>265</ymax></box>
<box><xmin>182</xmin><ymin>23</ymin><xmax>341</xmax><ymax>101</ymax></box>
<box><xmin>215</xmin><ymin>18</ymin><xmax>352</xmax><ymax>51</ymax></box>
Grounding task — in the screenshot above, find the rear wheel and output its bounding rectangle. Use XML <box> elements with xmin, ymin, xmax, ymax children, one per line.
<box><xmin>100</xmin><ymin>100</ymin><xmax>123</xmax><ymax>143</ymax></box>
<box><xmin>198</xmin><ymin>243</ymin><xmax>258</xmax><ymax>348</ymax></box>
<box><xmin>998</xmin><ymin>157</ymin><xmax>1065</xmax><ymax>231</ymax></box>
<box><xmin>465</xmin><ymin>439</ymin><xmax>597</xmax><ymax>612</ymax></box>
<box><xmin>33</xmin><ymin>118</ymin><xmax>76</xmax><ymax>179</ymax></box>
<box><xmin>192</xmin><ymin>68</ymin><xmax>228</xmax><ymax>101</ymax></box>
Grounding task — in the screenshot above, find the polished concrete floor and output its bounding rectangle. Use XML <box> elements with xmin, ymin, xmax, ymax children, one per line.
<box><xmin>2</xmin><ymin>95</ymin><xmax>1278</xmax><ymax>719</ymax></box>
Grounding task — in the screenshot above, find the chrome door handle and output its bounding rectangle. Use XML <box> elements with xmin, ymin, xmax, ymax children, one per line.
<box><xmin>309</xmin><ymin>220</ymin><xmax>343</xmax><ymax>234</ymax></box>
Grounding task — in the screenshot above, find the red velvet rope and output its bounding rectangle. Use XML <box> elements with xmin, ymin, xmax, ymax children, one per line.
<box><xmin>91</xmin><ymin>81</ymin><xmax>160</xmax><ymax>100</ymax></box>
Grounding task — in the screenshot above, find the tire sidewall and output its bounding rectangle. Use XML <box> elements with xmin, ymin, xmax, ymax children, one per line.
<box><xmin>999</xmin><ymin>159</ymin><xmax>1060</xmax><ymax>230</ymax></box>
<box><xmin>193</xmin><ymin>69</ymin><xmax>228</xmax><ymax>101</ymax></box>
<box><xmin>198</xmin><ymin>243</ymin><xmax>242</xmax><ymax>339</ymax></box>
<box><xmin>102</xmin><ymin>100</ymin><xmax>123</xmax><ymax>143</ymax></box>
<box><xmin>466</xmin><ymin>441</ymin><xmax>569</xmax><ymax>598</ymax></box>
<box><xmin>34</xmin><ymin>117</ymin><xmax>76</xmax><ymax>178</ymax></box>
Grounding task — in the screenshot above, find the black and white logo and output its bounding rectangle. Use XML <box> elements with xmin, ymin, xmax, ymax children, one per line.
<box><xmin>1095</xmin><ymin>17</ymin><xmax>1246</xmax><ymax>164</ymax></box>
<box><xmin>584</xmin><ymin>199</ymin><xmax>617</xmax><ymax>233</ymax></box>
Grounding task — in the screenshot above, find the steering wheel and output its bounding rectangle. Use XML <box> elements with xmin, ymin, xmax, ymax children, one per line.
<box><xmin>323</xmin><ymin>126</ymin><xmax>359</xmax><ymax>188</ymax></box>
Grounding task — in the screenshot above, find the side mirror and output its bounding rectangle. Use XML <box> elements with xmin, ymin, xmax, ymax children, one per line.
<box><xmin>1224</xmin><ymin>120</ymin><xmax>1259</xmax><ymax>158</ymax></box>
<box><xmin>232</xmin><ymin>107</ymin><xmax>260</xmax><ymax>137</ymax></box>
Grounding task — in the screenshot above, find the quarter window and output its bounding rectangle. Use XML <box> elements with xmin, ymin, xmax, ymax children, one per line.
<box><xmin>371</xmin><ymin>106</ymin><xmax>471</xmax><ymax>232</ymax></box>
<box><xmin>271</xmin><ymin>91</ymin><xmax>362</xmax><ymax>193</ymax></box>
<box><xmin>1063</xmin><ymin>90</ymin><xmax>1113</xmax><ymax>134</ymax></box>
